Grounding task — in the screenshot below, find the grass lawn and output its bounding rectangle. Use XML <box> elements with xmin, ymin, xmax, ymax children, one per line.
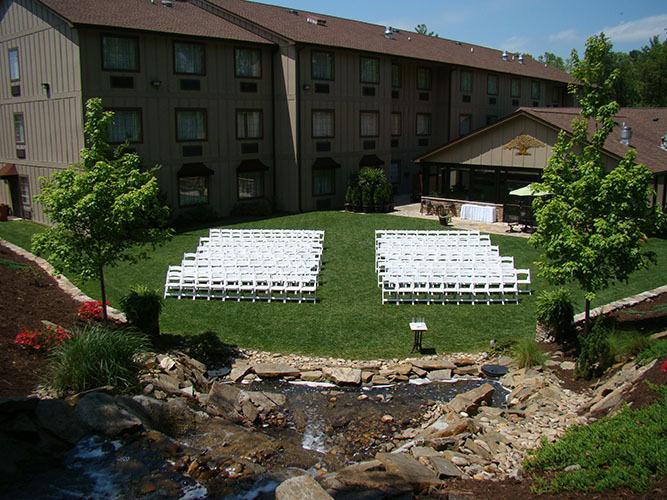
<box><xmin>1</xmin><ymin>212</ymin><xmax>666</xmax><ymax>359</ymax></box>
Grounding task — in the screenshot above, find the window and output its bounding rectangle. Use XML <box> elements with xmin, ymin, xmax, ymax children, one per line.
<box><xmin>311</xmin><ymin>51</ymin><xmax>334</xmax><ymax>80</ymax></box>
<box><xmin>313</xmin><ymin>168</ymin><xmax>335</xmax><ymax>196</ymax></box>
<box><xmin>19</xmin><ymin>176</ymin><xmax>32</xmax><ymax>220</ymax></box>
<box><xmin>8</xmin><ymin>48</ymin><xmax>19</xmax><ymax>81</ymax></box>
<box><xmin>416</xmin><ymin>113</ymin><xmax>432</xmax><ymax>136</ymax></box>
<box><xmin>360</xmin><ymin>57</ymin><xmax>379</xmax><ymax>84</ymax></box>
<box><xmin>531</xmin><ymin>80</ymin><xmax>541</xmax><ymax>100</ymax></box>
<box><xmin>235</xmin><ymin>48</ymin><xmax>261</xmax><ymax>78</ymax></box>
<box><xmin>174</xmin><ymin>42</ymin><xmax>205</xmax><ymax>75</ymax></box>
<box><xmin>511</xmin><ymin>78</ymin><xmax>521</xmax><ymax>98</ymax></box>
<box><xmin>460</xmin><ymin>70</ymin><xmax>472</xmax><ymax>93</ymax></box>
<box><xmin>176</xmin><ymin>109</ymin><xmax>207</xmax><ymax>141</ymax></box>
<box><xmin>179</xmin><ymin>176</ymin><xmax>209</xmax><ymax>207</ymax></box>
<box><xmin>102</xmin><ymin>36</ymin><xmax>139</xmax><ymax>71</ymax></box>
<box><xmin>108</xmin><ymin>109</ymin><xmax>141</xmax><ymax>143</ymax></box>
<box><xmin>236</xmin><ymin>110</ymin><xmax>262</xmax><ymax>139</ymax></box>
<box><xmin>13</xmin><ymin>113</ymin><xmax>25</xmax><ymax>144</ymax></box>
<box><xmin>391</xmin><ymin>63</ymin><xmax>401</xmax><ymax>88</ymax></box>
<box><xmin>391</xmin><ymin>113</ymin><xmax>402</xmax><ymax>136</ymax></box>
<box><xmin>312</xmin><ymin>110</ymin><xmax>334</xmax><ymax>138</ymax></box>
<box><xmin>487</xmin><ymin>74</ymin><xmax>498</xmax><ymax>95</ymax></box>
<box><xmin>417</xmin><ymin>67</ymin><xmax>432</xmax><ymax>90</ymax></box>
<box><xmin>459</xmin><ymin>114</ymin><xmax>472</xmax><ymax>136</ymax></box>
<box><xmin>360</xmin><ymin>111</ymin><xmax>379</xmax><ymax>137</ymax></box>
<box><xmin>238</xmin><ymin>171</ymin><xmax>264</xmax><ymax>199</ymax></box>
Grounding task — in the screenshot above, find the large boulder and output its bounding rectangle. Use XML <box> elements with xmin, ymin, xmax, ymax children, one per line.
<box><xmin>128</xmin><ymin>395</ymin><xmax>207</xmax><ymax>436</ymax></box>
<box><xmin>446</xmin><ymin>383</ymin><xmax>495</xmax><ymax>415</ymax></box>
<box><xmin>428</xmin><ymin>456</ymin><xmax>463</xmax><ymax>478</ymax></box>
<box><xmin>322</xmin><ymin>367</ymin><xmax>362</xmax><ymax>386</ymax></box>
<box><xmin>206</xmin><ymin>382</ymin><xmax>244</xmax><ymax>422</ymax></box>
<box><xmin>75</xmin><ymin>392</ymin><xmax>143</xmax><ymax>437</ymax></box>
<box><xmin>275</xmin><ymin>475</ymin><xmax>332</xmax><ymax>500</ymax></box>
<box><xmin>421</xmin><ymin>413</ymin><xmax>475</xmax><ymax>439</ymax></box>
<box><xmin>35</xmin><ymin>399</ymin><xmax>86</xmax><ymax>444</ymax></box>
<box><xmin>253</xmin><ymin>363</ymin><xmax>300</xmax><ymax>378</ymax></box>
<box><xmin>427</xmin><ymin>369</ymin><xmax>452</xmax><ymax>381</ymax></box>
<box><xmin>412</xmin><ymin>358</ymin><xmax>456</xmax><ymax>371</ymax></box>
<box><xmin>376</xmin><ymin>452</ymin><xmax>442</xmax><ymax>489</ymax></box>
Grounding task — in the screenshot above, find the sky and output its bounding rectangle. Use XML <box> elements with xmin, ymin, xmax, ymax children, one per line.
<box><xmin>248</xmin><ymin>0</ymin><xmax>667</xmax><ymax>58</ymax></box>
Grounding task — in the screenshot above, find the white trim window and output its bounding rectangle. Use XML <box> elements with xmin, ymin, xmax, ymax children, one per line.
<box><xmin>312</xmin><ymin>110</ymin><xmax>334</xmax><ymax>138</ymax></box>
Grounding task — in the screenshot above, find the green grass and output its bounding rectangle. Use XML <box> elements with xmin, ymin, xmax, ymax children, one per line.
<box><xmin>2</xmin><ymin>213</ymin><xmax>667</xmax><ymax>359</ymax></box>
<box><xmin>526</xmin><ymin>386</ymin><xmax>667</xmax><ymax>493</ymax></box>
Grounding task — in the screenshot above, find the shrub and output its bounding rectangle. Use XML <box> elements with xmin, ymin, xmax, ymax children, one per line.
<box><xmin>119</xmin><ymin>285</ymin><xmax>163</xmax><ymax>337</ymax></box>
<box><xmin>347</xmin><ymin>167</ymin><xmax>393</xmax><ymax>213</ymax></box>
<box><xmin>514</xmin><ymin>337</ymin><xmax>547</xmax><ymax>368</ymax></box>
<box><xmin>47</xmin><ymin>324</ymin><xmax>148</xmax><ymax>395</ymax></box>
<box><xmin>576</xmin><ymin>321</ymin><xmax>614</xmax><ymax>379</ymax></box>
<box><xmin>535</xmin><ymin>288</ymin><xmax>575</xmax><ymax>343</ymax></box>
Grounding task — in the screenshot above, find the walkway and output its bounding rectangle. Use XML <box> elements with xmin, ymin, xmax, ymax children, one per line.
<box><xmin>390</xmin><ymin>202</ymin><xmax>531</xmax><ymax>238</ymax></box>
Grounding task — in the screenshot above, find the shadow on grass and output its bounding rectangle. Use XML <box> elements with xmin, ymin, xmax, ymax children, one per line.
<box><xmin>171</xmin><ymin>211</ymin><xmax>299</xmax><ymax>235</ymax></box>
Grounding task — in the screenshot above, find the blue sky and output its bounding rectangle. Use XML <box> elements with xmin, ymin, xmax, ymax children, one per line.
<box><xmin>250</xmin><ymin>0</ymin><xmax>667</xmax><ymax>58</ymax></box>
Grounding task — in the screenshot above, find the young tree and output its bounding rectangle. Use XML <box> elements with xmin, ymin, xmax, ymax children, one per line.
<box><xmin>538</xmin><ymin>51</ymin><xmax>566</xmax><ymax>71</ymax></box>
<box><xmin>415</xmin><ymin>24</ymin><xmax>438</xmax><ymax>37</ymax></box>
<box><xmin>33</xmin><ymin>98</ymin><xmax>172</xmax><ymax>321</ymax></box>
<box><xmin>530</xmin><ymin>34</ymin><xmax>664</xmax><ymax>332</ymax></box>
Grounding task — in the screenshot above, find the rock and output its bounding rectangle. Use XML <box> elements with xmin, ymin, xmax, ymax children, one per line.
<box><xmin>153</xmin><ymin>373</ymin><xmax>181</xmax><ymax>394</ymax></box>
<box><xmin>589</xmin><ymin>384</ymin><xmax>627</xmax><ymax>415</ymax></box>
<box><xmin>428</xmin><ymin>456</ymin><xmax>463</xmax><ymax>478</ymax></box>
<box><xmin>376</xmin><ymin>452</ymin><xmax>441</xmax><ymax>489</ymax></box>
<box><xmin>75</xmin><ymin>393</ymin><xmax>143</xmax><ymax>437</ymax></box>
<box><xmin>322</xmin><ymin>367</ymin><xmax>362</xmax><ymax>386</ymax></box>
<box><xmin>244</xmin><ymin>391</ymin><xmax>287</xmax><ymax>414</ymax></box>
<box><xmin>411</xmin><ymin>446</ymin><xmax>439</xmax><ymax>458</ymax></box>
<box><xmin>275</xmin><ymin>475</ymin><xmax>332</xmax><ymax>500</ymax></box>
<box><xmin>388</xmin><ymin>363</ymin><xmax>413</xmax><ymax>376</ymax></box>
<box><xmin>158</xmin><ymin>355</ymin><xmax>177</xmax><ymax>371</ymax></box>
<box><xmin>411</xmin><ymin>366</ymin><xmax>428</xmax><ymax>378</ymax></box>
<box><xmin>649</xmin><ymin>330</ymin><xmax>667</xmax><ymax>340</ymax></box>
<box><xmin>560</xmin><ymin>361</ymin><xmax>576</xmax><ymax>370</ymax></box>
<box><xmin>337</xmin><ymin>459</ymin><xmax>383</xmax><ymax>475</ymax></box>
<box><xmin>428</xmin><ymin>369</ymin><xmax>452</xmax><ymax>381</ymax></box>
<box><xmin>253</xmin><ymin>363</ymin><xmax>300</xmax><ymax>378</ymax></box>
<box><xmin>545</xmin><ymin>360</ymin><xmax>560</xmax><ymax>368</ymax></box>
<box><xmin>564</xmin><ymin>464</ymin><xmax>582</xmax><ymax>472</ymax></box>
<box><xmin>371</xmin><ymin>375</ymin><xmax>391</xmax><ymax>385</ymax></box>
<box><xmin>456</xmin><ymin>365</ymin><xmax>481</xmax><ymax>376</ymax></box>
<box><xmin>357</xmin><ymin>394</ymin><xmax>369</xmax><ymax>401</ymax></box>
<box><xmin>381</xmin><ymin>414</ymin><xmax>394</xmax><ymax>423</ymax></box>
<box><xmin>229</xmin><ymin>364</ymin><xmax>251</xmax><ymax>383</ymax></box>
<box><xmin>241</xmin><ymin>399</ymin><xmax>260</xmax><ymax>423</ymax></box>
<box><xmin>127</xmin><ymin>396</ymin><xmax>204</xmax><ymax>436</ymax></box>
<box><xmin>412</xmin><ymin>358</ymin><xmax>456</xmax><ymax>371</ymax></box>
<box><xmin>332</xmin><ymin>471</ymin><xmax>413</xmax><ymax>496</ymax></box>
<box><xmin>446</xmin><ymin>384</ymin><xmax>495</xmax><ymax>415</ymax></box>
<box><xmin>35</xmin><ymin>399</ymin><xmax>86</xmax><ymax>444</ymax></box>
<box><xmin>423</xmin><ymin>413</ymin><xmax>475</xmax><ymax>439</ymax></box>
<box><xmin>206</xmin><ymin>383</ymin><xmax>243</xmax><ymax>421</ymax></box>
<box><xmin>300</xmin><ymin>370</ymin><xmax>323</xmax><ymax>382</ymax></box>
<box><xmin>361</xmin><ymin>371</ymin><xmax>374</xmax><ymax>383</ymax></box>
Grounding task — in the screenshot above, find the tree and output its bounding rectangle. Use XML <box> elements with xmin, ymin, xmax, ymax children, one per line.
<box><xmin>530</xmin><ymin>34</ymin><xmax>664</xmax><ymax>333</ymax></box>
<box><xmin>537</xmin><ymin>51</ymin><xmax>566</xmax><ymax>71</ymax></box>
<box><xmin>33</xmin><ymin>98</ymin><xmax>172</xmax><ymax>321</ymax></box>
<box><xmin>415</xmin><ymin>24</ymin><xmax>438</xmax><ymax>37</ymax></box>
<box><xmin>634</xmin><ymin>36</ymin><xmax>667</xmax><ymax>106</ymax></box>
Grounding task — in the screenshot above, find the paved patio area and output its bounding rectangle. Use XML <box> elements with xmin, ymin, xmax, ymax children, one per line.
<box><xmin>390</xmin><ymin>202</ymin><xmax>531</xmax><ymax>238</ymax></box>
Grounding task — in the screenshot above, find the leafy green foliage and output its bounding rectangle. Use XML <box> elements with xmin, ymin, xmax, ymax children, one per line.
<box><xmin>526</xmin><ymin>386</ymin><xmax>667</xmax><ymax>493</ymax></box>
<box><xmin>513</xmin><ymin>338</ymin><xmax>547</xmax><ymax>368</ymax></box>
<box><xmin>415</xmin><ymin>24</ymin><xmax>437</xmax><ymax>37</ymax></box>
<box><xmin>119</xmin><ymin>285</ymin><xmax>163</xmax><ymax>337</ymax></box>
<box><xmin>348</xmin><ymin>167</ymin><xmax>393</xmax><ymax>212</ymax></box>
<box><xmin>32</xmin><ymin>98</ymin><xmax>172</xmax><ymax>319</ymax></box>
<box><xmin>537</xmin><ymin>51</ymin><xmax>566</xmax><ymax>71</ymax></box>
<box><xmin>47</xmin><ymin>324</ymin><xmax>148</xmax><ymax>395</ymax></box>
<box><xmin>576</xmin><ymin>320</ymin><xmax>614</xmax><ymax>379</ymax></box>
<box><xmin>535</xmin><ymin>288</ymin><xmax>575</xmax><ymax>343</ymax></box>
<box><xmin>531</xmin><ymin>34</ymin><xmax>665</xmax><ymax>330</ymax></box>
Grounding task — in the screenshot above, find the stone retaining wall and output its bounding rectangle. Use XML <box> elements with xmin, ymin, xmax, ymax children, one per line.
<box><xmin>573</xmin><ymin>285</ymin><xmax>667</xmax><ymax>326</ymax></box>
<box><xmin>0</xmin><ymin>238</ymin><xmax>126</xmax><ymax>322</ymax></box>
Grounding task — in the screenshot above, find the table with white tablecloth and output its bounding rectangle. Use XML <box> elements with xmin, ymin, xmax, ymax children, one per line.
<box><xmin>459</xmin><ymin>203</ymin><xmax>497</xmax><ymax>223</ymax></box>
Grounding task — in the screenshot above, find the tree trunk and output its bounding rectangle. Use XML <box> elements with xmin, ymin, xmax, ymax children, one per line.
<box><xmin>99</xmin><ymin>265</ymin><xmax>108</xmax><ymax>322</ymax></box>
<box><xmin>584</xmin><ymin>297</ymin><xmax>591</xmax><ymax>334</ymax></box>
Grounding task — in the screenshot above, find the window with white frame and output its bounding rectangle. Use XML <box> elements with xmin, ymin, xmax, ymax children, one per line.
<box><xmin>360</xmin><ymin>111</ymin><xmax>379</xmax><ymax>137</ymax></box>
<box><xmin>108</xmin><ymin>109</ymin><xmax>141</xmax><ymax>143</ymax></box>
<box><xmin>236</xmin><ymin>110</ymin><xmax>262</xmax><ymax>139</ymax></box>
<box><xmin>360</xmin><ymin>57</ymin><xmax>379</xmax><ymax>84</ymax></box>
<box><xmin>238</xmin><ymin>170</ymin><xmax>265</xmax><ymax>199</ymax></box>
<box><xmin>176</xmin><ymin>109</ymin><xmax>207</xmax><ymax>141</ymax></box>
<box><xmin>235</xmin><ymin>48</ymin><xmax>261</xmax><ymax>78</ymax></box>
<box><xmin>312</xmin><ymin>110</ymin><xmax>334</xmax><ymax>138</ymax></box>
<box><xmin>416</xmin><ymin>113</ymin><xmax>432</xmax><ymax>136</ymax></box>
<box><xmin>13</xmin><ymin>113</ymin><xmax>25</xmax><ymax>144</ymax></box>
<box><xmin>311</xmin><ymin>51</ymin><xmax>334</xmax><ymax>80</ymax></box>
<box><xmin>102</xmin><ymin>36</ymin><xmax>139</xmax><ymax>71</ymax></box>
<box><xmin>391</xmin><ymin>113</ymin><xmax>402</xmax><ymax>136</ymax></box>
<box><xmin>8</xmin><ymin>48</ymin><xmax>20</xmax><ymax>81</ymax></box>
<box><xmin>174</xmin><ymin>42</ymin><xmax>205</xmax><ymax>75</ymax></box>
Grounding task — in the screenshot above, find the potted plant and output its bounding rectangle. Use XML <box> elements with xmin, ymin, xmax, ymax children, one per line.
<box><xmin>373</xmin><ymin>184</ymin><xmax>385</xmax><ymax>213</ymax></box>
<box><xmin>436</xmin><ymin>205</ymin><xmax>451</xmax><ymax>226</ymax></box>
<box><xmin>344</xmin><ymin>185</ymin><xmax>354</xmax><ymax>211</ymax></box>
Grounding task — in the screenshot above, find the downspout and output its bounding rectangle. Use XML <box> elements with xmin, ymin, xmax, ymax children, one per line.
<box><xmin>271</xmin><ymin>45</ymin><xmax>277</xmax><ymax>212</ymax></box>
<box><xmin>296</xmin><ymin>44</ymin><xmax>305</xmax><ymax>213</ymax></box>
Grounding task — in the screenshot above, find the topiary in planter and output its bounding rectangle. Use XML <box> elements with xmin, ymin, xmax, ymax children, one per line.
<box><xmin>535</xmin><ymin>288</ymin><xmax>576</xmax><ymax>344</ymax></box>
<box><xmin>119</xmin><ymin>285</ymin><xmax>163</xmax><ymax>337</ymax></box>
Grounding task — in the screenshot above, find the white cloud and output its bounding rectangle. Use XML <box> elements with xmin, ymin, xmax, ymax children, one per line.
<box><xmin>549</xmin><ymin>29</ymin><xmax>579</xmax><ymax>43</ymax></box>
<box><xmin>599</xmin><ymin>14</ymin><xmax>667</xmax><ymax>43</ymax></box>
<box><xmin>502</xmin><ymin>35</ymin><xmax>531</xmax><ymax>53</ymax></box>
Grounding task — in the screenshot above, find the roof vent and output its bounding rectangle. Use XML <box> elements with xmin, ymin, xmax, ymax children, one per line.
<box><xmin>289</xmin><ymin>9</ymin><xmax>299</xmax><ymax>15</ymax></box>
<box><xmin>161</xmin><ymin>0</ymin><xmax>173</xmax><ymax>6</ymax></box>
<box><xmin>470</xmin><ymin>47</ymin><xmax>474</xmax><ymax>53</ymax></box>
<box><xmin>620</xmin><ymin>123</ymin><xmax>632</xmax><ymax>146</ymax></box>
<box><xmin>306</xmin><ymin>16</ymin><xmax>326</xmax><ymax>26</ymax></box>
<box><xmin>502</xmin><ymin>50</ymin><xmax>508</xmax><ymax>61</ymax></box>
<box><xmin>384</xmin><ymin>27</ymin><xmax>395</xmax><ymax>39</ymax></box>
<box><xmin>518</xmin><ymin>53</ymin><xmax>524</xmax><ymax>64</ymax></box>
<box><xmin>661</xmin><ymin>133</ymin><xmax>667</xmax><ymax>151</ymax></box>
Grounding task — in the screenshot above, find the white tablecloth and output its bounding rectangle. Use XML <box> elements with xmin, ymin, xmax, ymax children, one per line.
<box><xmin>460</xmin><ymin>204</ymin><xmax>496</xmax><ymax>223</ymax></box>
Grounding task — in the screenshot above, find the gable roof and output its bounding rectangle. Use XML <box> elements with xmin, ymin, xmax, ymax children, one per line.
<box><xmin>37</xmin><ymin>0</ymin><xmax>270</xmax><ymax>44</ymax></box>
<box><xmin>417</xmin><ymin>107</ymin><xmax>667</xmax><ymax>174</ymax></box>
<box><xmin>205</xmin><ymin>0</ymin><xmax>573</xmax><ymax>83</ymax></box>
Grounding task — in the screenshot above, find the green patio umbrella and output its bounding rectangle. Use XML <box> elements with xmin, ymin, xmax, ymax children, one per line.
<box><xmin>508</xmin><ymin>184</ymin><xmax>550</xmax><ymax>197</ymax></box>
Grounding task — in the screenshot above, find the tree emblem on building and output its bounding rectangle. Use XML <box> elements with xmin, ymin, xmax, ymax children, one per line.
<box><xmin>503</xmin><ymin>134</ymin><xmax>546</xmax><ymax>155</ymax></box>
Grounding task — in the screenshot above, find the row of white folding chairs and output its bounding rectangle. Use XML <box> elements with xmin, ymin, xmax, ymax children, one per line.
<box><xmin>376</xmin><ymin>252</ymin><xmax>507</xmax><ymax>269</ymax></box>
<box><xmin>172</xmin><ymin>265</ymin><xmax>322</xmax><ymax>277</ymax></box>
<box><xmin>164</xmin><ymin>270</ymin><xmax>319</xmax><ymax>303</ymax></box>
<box><xmin>183</xmin><ymin>253</ymin><xmax>322</xmax><ymax>265</ymax></box>
<box><xmin>378</xmin><ymin>261</ymin><xmax>516</xmax><ymax>284</ymax></box>
<box><xmin>380</xmin><ymin>268</ymin><xmax>530</xmax><ymax>295</ymax></box>
<box><xmin>380</xmin><ymin>267</ymin><xmax>530</xmax><ymax>285</ymax></box>
<box><xmin>376</xmin><ymin>239</ymin><xmax>491</xmax><ymax>252</ymax></box>
<box><xmin>201</xmin><ymin>237</ymin><xmax>324</xmax><ymax>247</ymax></box>
<box><xmin>208</xmin><ymin>229</ymin><xmax>324</xmax><ymax>241</ymax></box>
<box><xmin>376</xmin><ymin>230</ymin><xmax>480</xmax><ymax>237</ymax></box>
<box><xmin>376</xmin><ymin>245</ymin><xmax>500</xmax><ymax>260</ymax></box>
<box><xmin>380</xmin><ymin>273</ymin><xmax>522</xmax><ymax>305</ymax></box>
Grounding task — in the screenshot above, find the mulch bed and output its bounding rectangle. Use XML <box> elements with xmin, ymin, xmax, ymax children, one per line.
<box><xmin>0</xmin><ymin>243</ymin><xmax>79</xmax><ymax>397</ymax></box>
